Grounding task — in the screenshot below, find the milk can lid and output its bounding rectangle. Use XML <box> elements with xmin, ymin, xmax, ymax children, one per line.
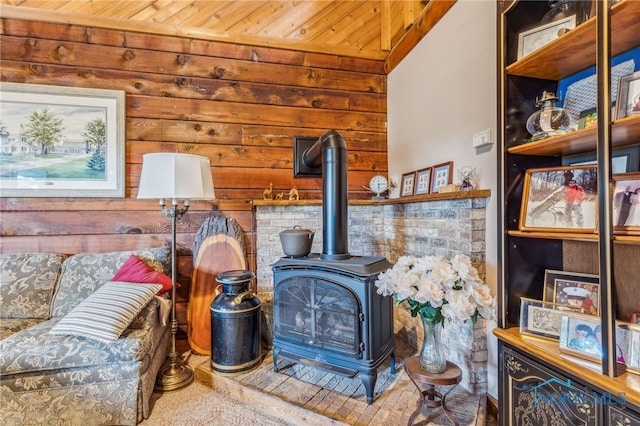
<box><xmin>216</xmin><ymin>269</ymin><xmax>255</xmax><ymax>284</ymax></box>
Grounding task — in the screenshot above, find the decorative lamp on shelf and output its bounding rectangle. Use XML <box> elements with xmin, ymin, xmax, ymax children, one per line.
<box><xmin>137</xmin><ymin>152</ymin><xmax>215</xmax><ymax>391</ymax></box>
<box><xmin>526</xmin><ymin>91</ymin><xmax>573</xmax><ymax>141</ymax></box>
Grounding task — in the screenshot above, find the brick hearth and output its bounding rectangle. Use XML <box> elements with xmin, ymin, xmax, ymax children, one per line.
<box><xmin>194</xmin><ymin>330</ymin><xmax>488</xmax><ymax>426</ymax></box>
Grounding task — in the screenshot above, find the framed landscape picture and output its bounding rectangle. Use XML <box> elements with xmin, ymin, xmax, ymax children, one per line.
<box><xmin>520</xmin><ymin>165</ymin><xmax>598</xmax><ymax>233</ymax></box>
<box><xmin>0</xmin><ymin>82</ymin><xmax>125</xmax><ymax>197</ymax></box>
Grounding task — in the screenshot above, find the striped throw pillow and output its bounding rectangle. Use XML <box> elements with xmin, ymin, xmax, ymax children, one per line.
<box><xmin>50</xmin><ymin>281</ymin><xmax>163</xmax><ymax>343</ymax></box>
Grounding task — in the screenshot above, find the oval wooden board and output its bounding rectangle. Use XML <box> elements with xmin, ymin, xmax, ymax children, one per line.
<box><xmin>187</xmin><ymin>234</ymin><xmax>246</xmax><ymax>355</ymax></box>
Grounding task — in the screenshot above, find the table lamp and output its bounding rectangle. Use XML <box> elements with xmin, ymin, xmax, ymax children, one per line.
<box><xmin>137</xmin><ymin>152</ymin><xmax>214</xmax><ymax>391</ymax></box>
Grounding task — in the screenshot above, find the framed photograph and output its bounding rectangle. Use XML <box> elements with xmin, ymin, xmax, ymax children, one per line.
<box><xmin>543</xmin><ymin>270</ymin><xmax>600</xmax><ymax>316</ymax></box>
<box><xmin>615</xmin><ymin>322</ymin><xmax>639</xmax><ymax>371</ymax></box>
<box><xmin>431</xmin><ymin>161</ymin><xmax>453</xmax><ymax>193</ymax></box>
<box><xmin>560</xmin><ymin>313</ymin><xmax>637</xmax><ymax>369</ymax></box>
<box><xmin>613</xmin><ymin>172</ymin><xmax>640</xmax><ymax>234</ymax></box>
<box><xmin>519</xmin><ymin>165</ymin><xmax>598</xmax><ymax>232</ymax></box>
<box><xmin>620</xmin><ymin>322</ymin><xmax>640</xmax><ymax>374</ymax></box>
<box><xmin>520</xmin><ymin>297</ymin><xmax>580</xmax><ymax>340</ymax></box>
<box><xmin>400</xmin><ymin>171</ymin><xmax>416</xmax><ymax>197</ymax></box>
<box><xmin>0</xmin><ymin>82</ymin><xmax>125</xmax><ymax>197</ymax></box>
<box><xmin>517</xmin><ymin>15</ymin><xmax>576</xmax><ymax>60</ymax></box>
<box><xmin>616</xmin><ymin>71</ymin><xmax>640</xmax><ymax>119</ymax></box>
<box><xmin>414</xmin><ymin>167</ymin><xmax>432</xmax><ymax>195</ymax></box>
<box><xmin>568</xmin><ymin>152</ymin><xmax>630</xmax><ymax>174</ymax></box>
<box><xmin>559</xmin><ymin>313</ymin><xmax>602</xmax><ymax>362</ymax></box>
<box><xmin>631</xmin><ymin>312</ymin><xmax>640</xmax><ymax>324</ymax></box>
<box><xmin>577</xmin><ymin>107</ymin><xmax>597</xmax><ymax>130</ymax></box>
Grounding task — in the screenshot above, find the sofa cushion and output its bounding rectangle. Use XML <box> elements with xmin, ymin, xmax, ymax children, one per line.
<box><xmin>0</xmin><ymin>318</ymin><xmax>46</xmax><ymax>340</ymax></box>
<box><xmin>0</xmin><ymin>253</ymin><xmax>67</xmax><ymax>320</ymax></box>
<box><xmin>49</xmin><ymin>281</ymin><xmax>163</xmax><ymax>343</ymax></box>
<box><xmin>50</xmin><ymin>247</ymin><xmax>170</xmax><ymax>318</ymax></box>
<box><xmin>0</xmin><ymin>297</ymin><xmax>166</xmax><ymax>375</ymax></box>
<box><xmin>112</xmin><ymin>254</ymin><xmax>173</xmax><ymax>295</ymax></box>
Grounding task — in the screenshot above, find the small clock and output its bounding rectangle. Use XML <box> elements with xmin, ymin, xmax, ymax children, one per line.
<box><xmin>368</xmin><ymin>174</ymin><xmax>389</xmax><ymax>200</ymax></box>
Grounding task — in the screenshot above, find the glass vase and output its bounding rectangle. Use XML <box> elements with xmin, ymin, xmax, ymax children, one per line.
<box><xmin>419</xmin><ymin>317</ymin><xmax>446</xmax><ymax>373</ymax></box>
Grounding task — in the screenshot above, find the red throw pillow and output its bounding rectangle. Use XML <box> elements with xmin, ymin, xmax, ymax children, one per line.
<box><xmin>112</xmin><ymin>255</ymin><xmax>172</xmax><ymax>295</ymax></box>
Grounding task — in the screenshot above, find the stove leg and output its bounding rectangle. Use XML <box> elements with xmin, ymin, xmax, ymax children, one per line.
<box><xmin>360</xmin><ymin>371</ymin><xmax>377</xmax><ymax>404</ymax></box>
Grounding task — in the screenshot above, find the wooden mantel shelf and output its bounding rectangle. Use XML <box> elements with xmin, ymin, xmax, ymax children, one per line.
<box><xmin>252</xmin><ymin>189</ymin><xmax>491</xmax><ymax>206</ymax></box>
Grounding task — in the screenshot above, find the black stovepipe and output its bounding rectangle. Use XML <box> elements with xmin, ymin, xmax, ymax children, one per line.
<box><xmin>302</xmin><ymin>130</ymin><xmax>350</xmax><ymax>261</ymax></box>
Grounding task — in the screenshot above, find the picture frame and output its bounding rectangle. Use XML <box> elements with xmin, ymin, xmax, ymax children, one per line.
<box><xmin>577</xmin><ymin>107</ymin><xmax>597</xmax><ymax>130</ymax></box>
<box><xmin>519</xmin><ymin>165</ymin><xmax>598</xmax><ymax>232</ymax></box>
<box><xmin>517</xmin><ymin>15</ymin><xmax>576</xmax><ymax>60</ymax></box>
<box><xmin>400</xmin><ymin>171</ymin><xmax>416</xmax><ymax>197</ymax></box>
<box><xmin>414</xmin><ymin>167</ymin><xmax>432</xmax><ymax>195</ymax></box>
<box><xmin>0</xmin><ymin>82</ymin><xmax>125</xmax><ymax>197</ymax></box>
<box><xmin>560</xmin><ymin>313</ymin><xmax>636</xmax><ymax>369</ymax></box>
<box><xmin>612</xmin><ymin>172</ymin><xmax>640</xmax><ymax>234</ymax></box>
<box><xmin>631</xmin><ymin>312</ymin><xmax>640</xmax><ymax>324</ymax></box>
<box><xmin>559</xmin><ymin>313</ymin><xmax>602</xmax><ymax>362</ymax></box>
<box><xmin>616</xmin><ymin>70</ymin><xmax>640</xmax><ymax>119</ymax></box>
<box><xmin>431</xmin><ymin>161</ymin><xmax>453</xmax><ymax>194</ymax></box>
<box><xmin>543</xmin><ymin>270</ymin><xmax>600</xmax><ymax>317</ymax></box>
<box><xmin>519</xmin><ymin>297</ymin><xmax>580</xmax><ymax>340</ymax></box>
<box><xmin>615</xmin><ymin>322</ymin><xmax>640</xmax><ymax>373</ymax></box>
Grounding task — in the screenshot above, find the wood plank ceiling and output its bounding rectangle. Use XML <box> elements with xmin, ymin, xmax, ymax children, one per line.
<box><xmin>0</xmin><ymin>0</ymin><xmax>456</xmax><ymax>72</ymax></box>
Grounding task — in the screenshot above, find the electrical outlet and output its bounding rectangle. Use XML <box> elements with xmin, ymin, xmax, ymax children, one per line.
<box><xmin>472</xmin><ymin>128</ymin><xmax>492</xmax><ymax>148</ymax></box>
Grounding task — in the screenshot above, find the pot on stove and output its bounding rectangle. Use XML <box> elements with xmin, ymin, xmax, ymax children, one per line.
<box><xmin>279</xmin><ymin>225</ymin><xmax>315</xmax><ymax>257</ymax></box>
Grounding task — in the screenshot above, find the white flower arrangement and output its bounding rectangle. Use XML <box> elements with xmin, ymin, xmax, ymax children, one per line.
<box><xmin>374</xmin><ymin>254</ymin><xmax>495</xmax><ymax>326</ymax></box>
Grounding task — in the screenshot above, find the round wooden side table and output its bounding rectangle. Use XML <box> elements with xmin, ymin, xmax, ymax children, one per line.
<box><xmin>404</xmin><ymin>356</ymin><xmax>462</xmax><ymax>426</ymax></box>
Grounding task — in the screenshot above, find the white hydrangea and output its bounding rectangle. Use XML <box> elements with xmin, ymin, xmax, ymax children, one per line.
<box><xmin>374</xmin><ymin>253</ymin><xmax>495</xmax><ymax>326</ymax></box>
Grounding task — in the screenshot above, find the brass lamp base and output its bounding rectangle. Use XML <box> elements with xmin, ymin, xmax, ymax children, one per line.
<box><xmin>154</xmin><ymin>356</ymin><xmax>194</xmax><ymax>392</ymax></box>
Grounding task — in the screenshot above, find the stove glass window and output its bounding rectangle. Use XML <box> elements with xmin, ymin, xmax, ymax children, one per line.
<box><xmin>275</xmin><ymin>276</ymin><xmax>359</xmax><ymax>356</ymax></box>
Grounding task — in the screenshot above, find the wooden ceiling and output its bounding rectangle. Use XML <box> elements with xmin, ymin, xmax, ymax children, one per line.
<box><xmin>0</xmin><ymin>0</ymin><xmax>456</xmax><ymax>72</ymax></box>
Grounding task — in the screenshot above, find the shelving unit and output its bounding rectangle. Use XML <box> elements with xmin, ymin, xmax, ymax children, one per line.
<box><xmin>496</xmin><ymin>1</ymin><xmax>640</xmax><ymax>425</ymax></box>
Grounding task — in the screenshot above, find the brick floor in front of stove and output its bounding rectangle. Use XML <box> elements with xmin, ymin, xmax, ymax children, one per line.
<box><xmin>194</xmin><ymin>334</ymin><xmax>489</xmax><ymax>426</ymax></box>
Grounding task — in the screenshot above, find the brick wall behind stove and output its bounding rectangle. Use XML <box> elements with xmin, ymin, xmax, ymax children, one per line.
<box><xmin>255</xmin><ymin>196</ymin><xmax>489</xmax><ymax>393</ymax></box>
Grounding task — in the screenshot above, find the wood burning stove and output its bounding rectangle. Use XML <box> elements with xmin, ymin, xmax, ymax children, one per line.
<box><xmin>272</xmin><ymin>255</ymin><xmax>395</xmax><ymax>404</ymax></box>
<box><xmin>272</xmin><ymin>130</ymin><xmax>395</xmax><ymax>404</ymax></box>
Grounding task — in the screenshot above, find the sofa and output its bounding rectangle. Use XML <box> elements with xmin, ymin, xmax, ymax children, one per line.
<box><xmin>0</xmin><ymin>248</ymin><xmax>172</xmax><ymax>425</ymax></box>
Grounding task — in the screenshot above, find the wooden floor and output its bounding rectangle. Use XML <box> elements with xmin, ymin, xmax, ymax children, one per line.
<box><xmin>192</xmin><ymin>333</ymin><xmax>488</xmax><ymax>425</ymax></box>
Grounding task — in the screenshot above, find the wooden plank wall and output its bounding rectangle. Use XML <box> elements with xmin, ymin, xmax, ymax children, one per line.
<box><xmin>0</xmin><ymin>18</ymin><xmax>388</xmax><ymax>324</ymax></box>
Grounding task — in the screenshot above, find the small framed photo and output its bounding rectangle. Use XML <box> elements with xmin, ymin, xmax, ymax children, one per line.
<box><xmin>519</xmin><ymin>165</ymin><xmax>597</xmax><ymax>232</ymax></box>
<box><xmin>631</xmin><ymin>312</ymin><xmax>640</xmax><ymax>324</ymax></box>
<box><xmin>620</xmin><ymin>322</ymin><xmax>640</xmax><ymax>374</ymax></box>
<box><xmin>616</xmin><ymin>71</ymin><xmax>640</xmax><ymax>119</ymax></box>
<box><xmin>414</xmin><ymin>167</ymin><xmax>432</xmax><ymax>195</ymax></box>
<box><xmin>612</xmin><ymin>172</ymin><xmax>640</xmax><ymax>234</ymax></box>
<box><xmin>577</xmin><ymin>107</ymin><xmax>597</xmax><ymax>130</ymax></box>
<box><xmin>543</xmin><ymin>270</ymin><xmax>600</xmax><ymax>316</ymax></box>
<box><xmin>401</xmin><ymin>171</ymin><xmax>416</xmax><ymax>197</ymax></box>
<box><xmin>431</xmin><ymin>161</ymin><xmax>453</xmax><ymax>193</ymax></box>
<box><xmin>559</xmin><ymin>313</ymin><xmax>602</xmax><ymax>362</ymax></box>
<box><xmin>520</xmin><ymin>297</ymin><xmax>581</xmax><ymax>340</ymax></box>
<box><xmin>517</xmin><ymin>15</ymin><xmax>576</xmax><ymax>60</ymax></box>
<box><xmin>615</xmin><ymin>322</ymin><xmax>640</xmax><ymax>372</ymax></box>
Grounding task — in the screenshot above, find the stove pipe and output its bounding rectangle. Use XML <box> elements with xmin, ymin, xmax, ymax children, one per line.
<box><xmin>302</xmin><ymin>130</ymin><xmax>350</xmax><ymax>260</ymax></box>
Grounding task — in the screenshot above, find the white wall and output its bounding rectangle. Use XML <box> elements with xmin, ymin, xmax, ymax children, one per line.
<box><xmin>387</xmin><ymin>0</ymin><xmax>498</xmax><ymax>398</ymax></box>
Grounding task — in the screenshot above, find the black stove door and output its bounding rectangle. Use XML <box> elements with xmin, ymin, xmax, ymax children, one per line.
<box><xmin>274</xmin><ymin>276</ymin><xmax>360</xmax><ymax>357</ymax></box>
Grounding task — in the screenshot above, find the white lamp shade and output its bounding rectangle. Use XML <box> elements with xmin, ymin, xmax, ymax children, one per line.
<box><xmin>137</xmin><ymin>153</ymin><xmax>215</xmax><ymax>200</ymax></box>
